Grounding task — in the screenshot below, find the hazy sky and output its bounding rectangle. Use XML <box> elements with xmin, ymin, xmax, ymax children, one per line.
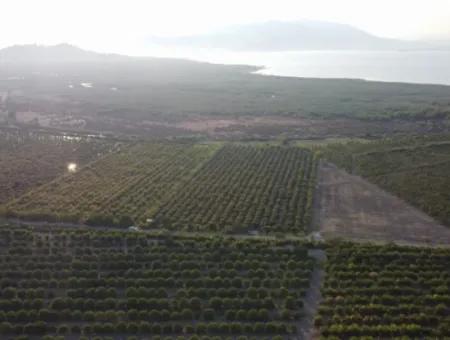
<box><xmin>2</xmin><ymin>0</ymin><xmax>450</xmax><ymax>54</ymax></box>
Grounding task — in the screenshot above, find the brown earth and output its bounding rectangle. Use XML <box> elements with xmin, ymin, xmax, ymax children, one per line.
<box><xmin>315</xmin><ymin>161</ymin><xmax>450</xmax><ymax>246</ymax></box>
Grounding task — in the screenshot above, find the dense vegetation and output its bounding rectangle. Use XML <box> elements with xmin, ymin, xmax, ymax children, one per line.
<box><xmin>2</xmin><ymin>53</ymin><xmax>450</xmax><ymax>124</ymax></box>
<box><xmin>0</xmin><ymin>224</ymin><xmax>313</xmax><ymax>339</ymax></box>
<box><xmin>319</xmin><ymin>135</ymin><xmax>450</xmax><ymax>226</ymax></box>
<box><xmin>156</xmin><ymin>145</ymin><xmax>316</xmax><ymax>234</ymax></box>
<box><xmin>317</xmin><ymin>242</ymin><xmax>450</xmax><ymax>338</ymax></box>
<box><xmin>0</xmin><ymin>129</ymin><xmax>116</xmax><ymax>204</ymax></box>
<box><xmin>3</xmin><ymin>142</ymin><xmax>219</xmax><ymax>227</ymax></box>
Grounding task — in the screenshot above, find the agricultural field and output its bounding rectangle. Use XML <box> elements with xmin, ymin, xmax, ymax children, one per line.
<box><xmin>0</xmin><ymin>128</ymin><xmax>116</xmax><ymax>205</ymax></box>
<box><xmin>315</xmin><ymin>161</ymin><xmax>450</xmax><ymax>246</ymax></box>
<box><xmin>4</xmin><ymin>142</ymin><xmax>219</xmax><ymax>226</ymax></box>
<box><xmin>3</xmin><ymin>142</ymin><xmax>316</xmax><ymax>234</ymax></box>
<box><xmin>318</xmin><ymin>135</ymin><xmax>450</xmax><ymax>227</ymax></box>
<box><xmin>156</xmin><ymin>145</ymin><xmax>316</xmax><ymax>234</ymax></box>
<box><xmin>0</xmin><ymin>224</ymin><xmax>314</xmax><ymax>339</ymax></box>
<box><xmin>317</xmin><ymin>242</ymin><xmax>450</xmax><ymax>338</ymax></box>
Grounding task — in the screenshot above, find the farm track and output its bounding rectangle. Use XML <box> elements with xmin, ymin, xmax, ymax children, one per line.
<box><xmin>298</xmin><ymin>249</ymin><xmax>326</xmax><ymax>340</ymax></box>
<box><xmin>0</xmin><ymin>217</ymin><xmax>308</xmax><ymax>242</ymax></box>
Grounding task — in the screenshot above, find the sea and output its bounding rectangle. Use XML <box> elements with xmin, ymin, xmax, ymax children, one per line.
<box><xmin>147</xmin><ymin>47</ymin><xmax>450</xmax><ymax>86</ymax></box>
<box><xmin>252</xmin><ymin>50</ymin><xmax>450</xmax><ymax>85</ymax></box>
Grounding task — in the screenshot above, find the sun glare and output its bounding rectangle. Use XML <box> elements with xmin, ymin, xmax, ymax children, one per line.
<box><xmin>67</xmin><ymin>163</ymin><xmax>78</xmax><ymax>173</ymax></box>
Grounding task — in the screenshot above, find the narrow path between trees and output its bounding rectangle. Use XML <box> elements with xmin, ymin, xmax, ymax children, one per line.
<box><xmin>298</xmin><ymin>249</ymin><xmax>326</xmax><ymax>340</ymax></box>
<box><xmin>0</xmin><ymin>217</ymin><xmax>307</xmax><ymax>242</ymax></box>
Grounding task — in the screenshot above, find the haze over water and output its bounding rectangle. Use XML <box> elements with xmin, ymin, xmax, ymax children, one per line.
<box><xmin>163</xmin><ymin>48</ymin><xmax>450</xmax><ymax>85</ymax></box>
<box><xmin>255</xmin><ymin>50</ymin><xmax>450</xmax><ymax>85</ymax></box>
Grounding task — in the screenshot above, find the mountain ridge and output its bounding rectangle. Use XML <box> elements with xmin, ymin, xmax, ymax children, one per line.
<box><xmin>148</xmin><ymin>20</ymin><xmax>428</xmax><ymax>51</ymax></box>
<box><xmin>0</xmin><ymin>43</ymin><xmax>127</xmax><ymax>63</ymax></box>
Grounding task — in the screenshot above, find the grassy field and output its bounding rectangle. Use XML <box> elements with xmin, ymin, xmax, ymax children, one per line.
<box><xmin>317</xmin><ymin>242</ymin><xmax>450</xmax><ymax>338</ymax></box>
<box><xmin>0</xmin><ymin>224</ymin><xmax>313</xmax><ymax>339</ymax></box>
<box><xmin>318</xmin><ymin>135</ymin><xmax>450</xmax><ymax>227</ymax></box>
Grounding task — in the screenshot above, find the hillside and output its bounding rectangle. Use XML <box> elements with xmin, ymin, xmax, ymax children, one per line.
<box><xmin>0</xmin><ymin>44</ymin><xmax>125</xmax><ymax>63</ymax></box>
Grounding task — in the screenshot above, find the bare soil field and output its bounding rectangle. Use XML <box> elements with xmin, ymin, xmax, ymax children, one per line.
<box><xmin>315</xmin><ymin>161</ymin><xmax>450</xmax><ymax>246</ymax></box>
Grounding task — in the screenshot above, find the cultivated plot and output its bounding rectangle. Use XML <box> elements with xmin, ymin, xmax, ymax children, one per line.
<box><xmin>319</xmin><ymin>136</ymin><xmax>450</xmax><ymax>227</ymax></box>
<box><xmin>0</xmin><ymin>224</ymin><xmax>314</xmax><ymax>338</ymax></box>
<box><xmin>317</xmin><ymin>242</ymin><xmax>450</xmax><ymax>338</ymax></box>
<box><xmin>4</xmin><ymin>142</ymin><xmax>219</xmax><ymax>226</ymax></box>
<box><xmin>0</xmin><ymin>129</ymin><xmax>115</xmax><ymax>204</ymax></box>
<box><xmin>156</xmin><ymin>145</ymin><xmax>316</xmax><ymax>234</ymax></box>
<box><xmin>315</xmin><ymin>161</ymin><xmax>450</xmax><ymax>246</ymax></box>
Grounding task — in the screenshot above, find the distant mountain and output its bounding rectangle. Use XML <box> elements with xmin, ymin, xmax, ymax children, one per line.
<box><xmin>422</xmin><ymin>38</ymin><xmax>450</xmax><ymax>51</ymax></box>
<box><xmin>149</xmin><ymin>20</ymin><xmax>426</xmax><ymax>51</ymax></box>
<box><xmin>0</xmin><ymin>44</ymin><xmax>126</xmax><ymax>63</ymax></box>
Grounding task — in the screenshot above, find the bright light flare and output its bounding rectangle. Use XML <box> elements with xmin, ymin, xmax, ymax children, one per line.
<box><xmin>67</xmin><ymin>162</ymin><xmax>78</xmax><ymax>173</ymax></box>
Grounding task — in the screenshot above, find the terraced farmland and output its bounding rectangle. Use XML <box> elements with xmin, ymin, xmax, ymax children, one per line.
<box><xmin>317</xmin><ymin>242</ymin><xmax>450</xmax><ymax>338</ymax></box>
<box><xmin>156</xmin><ymin>145</ymin><xmax>316</xmax><ymax>234</ymax></box>
<box><xmin>0</xmin><ymin>224</ymin><xmax>314</xmax><ymax>339</ymax></box>
<box><xmin>4</xmin><ymin>142</ymin><xmax>219</xmax><ymax>226</ymax></box>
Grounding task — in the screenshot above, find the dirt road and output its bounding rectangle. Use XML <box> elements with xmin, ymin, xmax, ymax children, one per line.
<box><xmin>298</xmin><ymin>249</ymin><xmax>326</xmax><ymax>340</ymax></box>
